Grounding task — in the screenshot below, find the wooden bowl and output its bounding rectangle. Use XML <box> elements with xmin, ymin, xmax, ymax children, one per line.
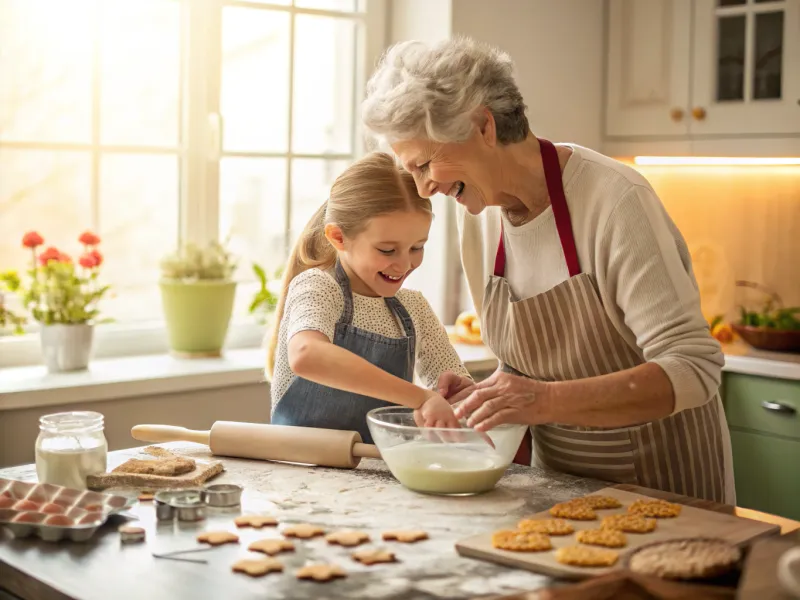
<box><xmin>731</xmin><ymin>324</ymin><xmax>800</xmax><ymax>353</ymax></box>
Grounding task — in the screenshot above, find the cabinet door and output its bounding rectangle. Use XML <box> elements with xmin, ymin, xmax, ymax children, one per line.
<box><xmin>729</xmin><ymin>429</ymin><xmax>800</xmax><ymax>520</ymax></box>
<box><xmin>691</xmin><ymin>0</ymin><xmax>800</xmax><ymax>135</ymax></box>
<box><xmin>605</xmin><ymin>0</ymin><xmax>693</xmax><ymax>137</ymax></box>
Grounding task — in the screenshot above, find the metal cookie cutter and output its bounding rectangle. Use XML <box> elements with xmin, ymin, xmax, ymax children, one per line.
<box><xmin>154</xmin><ymin>489</ymin><xmax>204</xmax><ymax>522</ymax></box>
<box><xmin>202</xmin><ymin>483</ymin><xmax>243</xmax><ymax>508</ymax></box>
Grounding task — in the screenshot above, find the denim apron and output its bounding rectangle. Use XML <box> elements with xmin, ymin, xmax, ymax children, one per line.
<box><xmin>271</xmin><ymin>261</ymin><xmax>417</xmax><ymax>444</ymax></box>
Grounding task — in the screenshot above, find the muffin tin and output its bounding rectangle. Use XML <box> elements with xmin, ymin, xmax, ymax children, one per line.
<box><xmin>0</xmin><ymin>477</ymin><xmax>135</xmax><ymax>542</ymax></box>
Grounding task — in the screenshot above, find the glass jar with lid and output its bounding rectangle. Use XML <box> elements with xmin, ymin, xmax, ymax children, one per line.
<box><xmin>35</xmin><ymin>411</ymin><xmax>108</xmax><ymax>490</ymax></box>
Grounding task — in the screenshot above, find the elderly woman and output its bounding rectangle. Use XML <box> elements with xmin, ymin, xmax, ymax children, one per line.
<box><xmin>361</xmin><ymin>37</ymin><xmax>734</xmax><ymax>503</ymax></box>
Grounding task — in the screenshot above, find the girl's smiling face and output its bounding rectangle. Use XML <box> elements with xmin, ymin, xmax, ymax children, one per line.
<box><xmin>325</xmin><ymin>209</ymin><xmax>432</xmax><ymax>297</ymax></box>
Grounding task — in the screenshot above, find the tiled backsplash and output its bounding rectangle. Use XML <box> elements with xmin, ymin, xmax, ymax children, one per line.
<box><xmin>632</xmin><ymin>164</ymin><xmax>800</xmax><ymax>321</ymax></box>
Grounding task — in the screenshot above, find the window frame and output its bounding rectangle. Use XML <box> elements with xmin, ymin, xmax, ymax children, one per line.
<box><xmin>0</xmin><ymin>0</ymin><xmax>388</xmax><ymax>368</ymax></box>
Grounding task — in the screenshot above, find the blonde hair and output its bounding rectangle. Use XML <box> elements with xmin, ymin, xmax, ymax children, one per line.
<box><xmin>265</xmin><ymin>152</ymin><xmax>433</xmax><ymax>377</ymax></box>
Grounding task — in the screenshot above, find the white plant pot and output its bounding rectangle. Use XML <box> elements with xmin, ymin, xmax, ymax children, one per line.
<box><xmin>40</xmin><ymin>324</ymin><xmax>94</xmax><ymax>373</ymax></box>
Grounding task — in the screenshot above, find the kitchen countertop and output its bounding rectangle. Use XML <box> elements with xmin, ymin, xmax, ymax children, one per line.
<box><xmin>2</xmin><ymin>444</ymin><xmax>798</xmax><ymax>600</ymax></box>
<box><xmin>721</xmin><ymin>341</ymin><xmax>800</xmax><ymax>381</ymax></box>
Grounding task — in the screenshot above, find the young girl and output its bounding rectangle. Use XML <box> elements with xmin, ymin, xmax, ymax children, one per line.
<box><xmin>266</xmin><ymin>152</ymin><xmax>473</xmax><ymax>443</ymax></box>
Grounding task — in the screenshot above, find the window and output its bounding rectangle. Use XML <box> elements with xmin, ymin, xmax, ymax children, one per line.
<box><xmin>0</xmin><ymin>0</ymin><xmax>387</xmax><ymax>366</ymax></box>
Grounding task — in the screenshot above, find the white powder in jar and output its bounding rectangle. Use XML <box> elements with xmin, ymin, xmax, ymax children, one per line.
<box><xmin>35</xmin><ymin>436</ymin><xmax>108</xmax><ymax>490</ymax></box>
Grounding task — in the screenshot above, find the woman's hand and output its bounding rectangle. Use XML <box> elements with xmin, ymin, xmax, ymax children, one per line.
<box><xmin>414</xmin><ymin>393</ymin><xmax>462</xmax><ymax>429</ymax></box>
<box><xmin>453</xmin><ymin>369</ymin><xmax>550</xmax><ymax>431</ymax></box>
<box><xmin>436</xmin><ymin>371</ymin><xmax>475</xmax><ymax>403</ymax></box>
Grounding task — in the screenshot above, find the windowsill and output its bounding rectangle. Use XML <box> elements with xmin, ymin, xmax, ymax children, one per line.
<box><xmin>0</xmin><ymin>338</ymin><xmax>499</xmax><ymax>411</ymax></box>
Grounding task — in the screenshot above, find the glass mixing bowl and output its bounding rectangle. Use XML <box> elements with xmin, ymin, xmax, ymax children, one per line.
<box><xmin>366</xmin><ymin>407</ymin><xmax>527</xmax><ymax>496</ymax></box>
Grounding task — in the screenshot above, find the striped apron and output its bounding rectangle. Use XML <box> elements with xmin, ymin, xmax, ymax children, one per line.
<box><xmin>481</xmin><ymin>138</ymin><xmax>734</xmax><ymax>503</ymax></box>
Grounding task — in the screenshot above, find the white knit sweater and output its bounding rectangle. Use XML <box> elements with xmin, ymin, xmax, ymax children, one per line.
<box><xmin>456</xmin><ymin>144</ymin><xmax>724</xmax><ymax>414</ymax></box>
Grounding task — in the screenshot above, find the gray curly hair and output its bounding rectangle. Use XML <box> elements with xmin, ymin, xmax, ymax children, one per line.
<box><xmin>362</xmin><ymin>36</ymin><xmax>529</xmax><ymax>146</ymax></box>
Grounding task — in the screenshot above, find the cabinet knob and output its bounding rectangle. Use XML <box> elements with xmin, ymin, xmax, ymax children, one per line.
<box><xmin>761</xmin><ymin>400</ymin><xmax>796</xmax><ymax>415</ymax></box>
<box><xmin>692</xmin><ymin>107</ymin><xmax>707</xmax><ymax>121</ymax></box>
<box><xmin>670</xmin><ymin>108</ymin><xmax>684</xmax><ymax>122</ymax></box>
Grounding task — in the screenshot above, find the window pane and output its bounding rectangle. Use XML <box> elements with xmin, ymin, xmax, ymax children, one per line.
<box><xmin>292</xmin><ymin>15</ymin><xmax>356</xmax><ymax>154</ymax></box>
<box><xmin>99</xmin><ymin>154</ymin><xmax>179</xmax><ymax>322</ymax></box>
<box><xmin>100</xmin><ymin>0</ymin><xmax>181</xmax><ymax>147</ymax></box>
<box><xmin>0</xmin><ymin>0</ymin><xmax>93</xmax><ymax>143</ymax></box>
<box><xmin>222</xmin><ymin>8</ymin><xmax>290</xmax><ymax>153</ymax></box>
<box><xmin>219</xmin><ymin>158</ymin><xmax>288</xmax><ymax>317</ymax></box>
<box><xmin>0</xmin><ymin>149</ymin><xmax>92</xmax><ymax>275</ymax></box>
<box><xmin>290</xmin><ymin>158</ymin><xmax>350</xmax><ymax>244</ymax></box>
<box><xmin>295</xmin><ymin>0</ymin><xmax>360</xmax><ymax>12</ymax></box>
<box><xmin>753</xmin><ymin>11</ymin><xmax>783</xmax><ymax>100</ymax></box>
<box><xmin>718</xmin><ymin>0</ymin><xmax>745</xmax><ymax>6</ymax></box>
<box><xmin>716</xmin><ymin>15</ymin><xmax>746</xmax><ymax>101</ymax></box>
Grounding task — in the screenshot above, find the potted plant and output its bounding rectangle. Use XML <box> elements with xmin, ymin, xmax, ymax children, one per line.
<box><xmin>0</xmin><ymin>231</ymin><xmax>111</xmax><ymax>372</ymax></box>
<box><xmin>248</xmin><ymin>263</ymin><xmax>282</xmax><ymax>326</ymax></box>
<box><xmin>159</xmin><ymin>240</ymin><xmax>237</xmax><ymax>357</ymax></box>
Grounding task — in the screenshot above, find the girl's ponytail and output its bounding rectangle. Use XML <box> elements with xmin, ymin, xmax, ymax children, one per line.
<box><xmin>265</xmin><ymin>200</ymin><xmax>336</xmax><ymax>378</ymax></box>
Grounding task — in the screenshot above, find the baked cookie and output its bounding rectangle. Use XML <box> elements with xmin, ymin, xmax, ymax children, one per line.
<box><xmin>628</xmin><ymin>538</ymin><xmax>741</xmax><ymax>580</ymax></box>
<box><xmin>574</xmin><ymin>495</ymin><xmax>622</xmax><ymax>510</ymax></box>
<box><xmin>601</xmin><ymin>514</ymin><xmax>657</xmax><ymax>533</ymax></box>
<box><xmin>284</xmin><ymin>523</ymin><xmax>325</xmax><ymax>539</ymax></box>
<box><xmin>576</xmin><ymin>528</ymin><xmax>627</xmax><ymax>548</ymax></box>
<box><xmin>517</xmin><ymin>518</ymin><xmax>574</xmax><ymax>536</ymax></box>
<box><xmin>556</xmin><ymin>545</ymin><xmax>619</xmax><ymax>567</ymax></box>
<box><xmin>296</xmin><ymin>564</ymin><xmax>347</xmax><ymax>582</ymax></box>
<box><xmin>248</xmin><ymin>538</ymin><xmax>295</xmax><ymax>556</ymax></box>
<box><xmin>196</xmin><ymin>531</ymin><xmax>239</xmax><ymax>546</ymax></box>
<box><xmin>549</xmin><ymin>501</ymin><xmax>597</xmax><ymax>521</ymax></box>
<box><xmin>491</xmin><ymin>530</ymin><xmax>552</xmax><ymax>552</ymax></box>
<box><xmin>352</xmin><ymin>549</ymin><xmax>397</xmax><ymax>565</ymax></box>
<box><xmin>234</xmin><ymin>515</ymin><xmax>278</xmax><ymax>529</ymax></box>
<box><xmin>326</xmin><ymin>530</ymin><xmax>370</xmax><ymax>547</ymax></box>
<box><xmin>628</xmin><ymin>498</ymin><xmax>682</xmax><ymax>518</ymax></box>
<box><xmin>382</xmin><ymin>530</ymin><xmax>428</xmax><ymax>543</ymax></box>
<box><xmin>232</xmin><ymin>558</ymin><xmax>283</xmax><ymax>578</ymax></box>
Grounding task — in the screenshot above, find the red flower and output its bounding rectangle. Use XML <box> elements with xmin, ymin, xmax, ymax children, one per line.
<box><xmin>22</xmin><ymin>231</ymin><xmax>44</xmax><ymax>249</ymax></box>
<box><xmin>89</xmin><ymin>249</ymin><xmax>103</xmax><ymax>267</ymax></box>
<box><xmin>38</xmin><ymin>247</ymin><xmax>61</xmax><ymax>265</ymax></box>
<box><xmin>79</xmin><ymin>253</ymin><xmax>96</xmax><ymax>269</ymax></box>
<box><xmin>78</xmin><ymin>231</ymin><xmax>101</xmax><ymax>246</ymax></box>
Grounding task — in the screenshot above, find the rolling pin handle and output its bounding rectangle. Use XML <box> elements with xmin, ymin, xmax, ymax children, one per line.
<box><xmin>352</xmin><ymin>442</ymin><xmax>381</xmax><ymax>460</ymax></box>
<box><xmin>131</xmin><ymin>424</ymin><xmax>211</xmax><ymax>446</ymax></box>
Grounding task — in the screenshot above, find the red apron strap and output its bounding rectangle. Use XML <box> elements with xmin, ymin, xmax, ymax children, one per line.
<box><xmin>540</xmin><ymin>138</ymin><xmax>581</xmax><ymax>277</ymax></box>
<box><xmin>493</xmin><ymin>225</ymin><xmax>506</xmax><ymax>277</ymax></box>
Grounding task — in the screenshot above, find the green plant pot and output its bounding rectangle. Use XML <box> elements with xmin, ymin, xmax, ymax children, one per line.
<box><xmin>159</xmin><ymin>279</ymin><xmax>236</xmax><ymax>357</ymax></box>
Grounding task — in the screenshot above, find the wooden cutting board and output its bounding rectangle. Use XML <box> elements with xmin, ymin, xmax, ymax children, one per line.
<box><xmin>455</xmin><ymin>487</ymin><xmax>781</xmax><ymax>581</ymax></box>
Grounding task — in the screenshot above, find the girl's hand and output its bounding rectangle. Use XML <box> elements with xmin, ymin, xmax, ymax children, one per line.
<box><xmin>453</xmin><ymin>369</ymin><xmax>550</xmax><ymax>431</ymax></box>
<box><xmin>436</xmin><ymin>371</ymin><xmax>475</xmax><ymax>403</ymax></box>
<box><xmin>414</xmin><ymin>393</ymin><xmax>462</xmax><ymax>429</ymax></box>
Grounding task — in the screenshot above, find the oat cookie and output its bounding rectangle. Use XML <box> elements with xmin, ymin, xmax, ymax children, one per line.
<box><xmin>382</xmin><ymin>530</ymin><xmax>429</xmax><ymax>543</ymax></box>
<box><xmin>284</xmin><ymin>523</ymin><xmax>325</xmax><ymax>539</ymax></box>
<box><xmin>352</xmin><ymin>549</ymin><xmax>397</xmax><ymax>565</ymax></box>
<box><xmin>234</xmin><ymin>515</ymin><xmax>278</xmax><ymax>529</ymax></box>
<box><xmin>576</xmin><ymin>528</ymin><xmax>627</xmax><ymax>548</ymax></box>
<box><xmin>296</xmin><ymin>563</ymin><xmax>347</xmax><ymax>582</ymax></box>
<box><xmin>517</xmin><ymin>518</ymin><xmax>574</xmax><ymax>536</ymax></box>
<box><xmin>575</xmin><ymin>495</ymin><xmax>622</xmax><ymax>510</ymax></box>
<box><xmin>628</xmin><ymin>498</ymin><xmax>682</xmax><ymax>518</ymax></box>
<box><xmin>628</xmin><ymin>538</ymin><xmax>741</xmax><ymax>580</ymax></box>
<box><xmin>137</xmin><ymin>491</ymin><xmax>155</xmax><ymax>501</ymax></box>
<box><xmin>549</xmin><ymin>501</ymin><xmax>597</xmax><ymax>521</ymax></box>
<box><xmin>326</xmin><ymin>530</ymin><xmax>370</xmax><ymax>547</ymax></box>
<box><xmin>601</xmin><ymin>514</ymin><xmax>657</xmax><ymax>533</ymax></box>
<box><xmin>556</xmin><ymin>545</ymin><xmax>619</xmax><ymax>567</ymax></box>
<box><xmin>248</xmin><ymin>538</ymin><xmax>296</xmax><ymax>556</ymax></box>
<box><xmin>196</xmin><ymin>531</ymin><xmax>239</xmax><ymax>546</ymax></box>
<box><xmin>232</xmin><ymin>558</ymin><xmax>284</xmax><ymax>578</ymax></box>
<box><xmin>491</xmin><ymin>530</ymin><xmax>552</xmax><ymax>552</ymax></box>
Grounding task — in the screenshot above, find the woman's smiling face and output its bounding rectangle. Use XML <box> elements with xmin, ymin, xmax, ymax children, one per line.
<box><xmin>392</xmin><ymin>123</ymin><xmax>500</xmax><ymax>215</ymax></box>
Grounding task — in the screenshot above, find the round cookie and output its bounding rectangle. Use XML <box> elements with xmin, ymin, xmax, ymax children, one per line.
<box><xmin>601</xmin><ymin>513</ymin><xmax>657</xmax><ymax>533</ymax></box>
<box><xmin>492</xmin><ymin>530</ymin><xmax>552</xmax><ymax>552</ymax></box>
<box><xmin>576</xmin><ymin>528</ymin><xmax>627</xmax><ymax>548</ymax></box>
<box><xmin>556</xmin><ymin>545</ymin><xmax>619</xmax><ymax>567</ymax></box>
<box><xmin>517</xmin><ymin>518</ymin><xmax>574</xmax><ymax>536</ymax></box>
<box><xmin>627</xmin><ymin>538</ymin><xmax>741</xmax><ymax>580</ymax></box>
<box><xmin>628</xmin><ymin>498</ymin><xmax>682</xmax><ymax>518</ymax></box>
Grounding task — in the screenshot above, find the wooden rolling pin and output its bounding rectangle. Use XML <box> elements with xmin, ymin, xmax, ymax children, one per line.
<box><xmin>131</xmin><ymin>421</ymin><xmax>382</xmax><ymax>469</ymax></box>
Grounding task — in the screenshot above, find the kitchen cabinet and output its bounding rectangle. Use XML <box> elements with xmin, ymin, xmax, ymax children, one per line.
<box><xmin>722</xmin><ymin>372</ymin><xmax>800</xmax><ymax>520</ymax></box>
<box><xmin>605</xmin><ymin>0</ymin><xmax>800</xmax><ymax>141</ymax></box>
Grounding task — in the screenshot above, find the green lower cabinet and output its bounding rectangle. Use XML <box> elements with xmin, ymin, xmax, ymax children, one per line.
<box><xmin>729</xmin><ymin>429</ymin><xmax>800</xmax><ymax>520</ymax></box>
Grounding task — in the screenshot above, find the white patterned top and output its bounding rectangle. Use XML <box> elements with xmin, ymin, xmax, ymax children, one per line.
<box><xmin>270</xmin><ymin>268</ymin><xmax>472</xmax><ymax>406</ymax></box>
